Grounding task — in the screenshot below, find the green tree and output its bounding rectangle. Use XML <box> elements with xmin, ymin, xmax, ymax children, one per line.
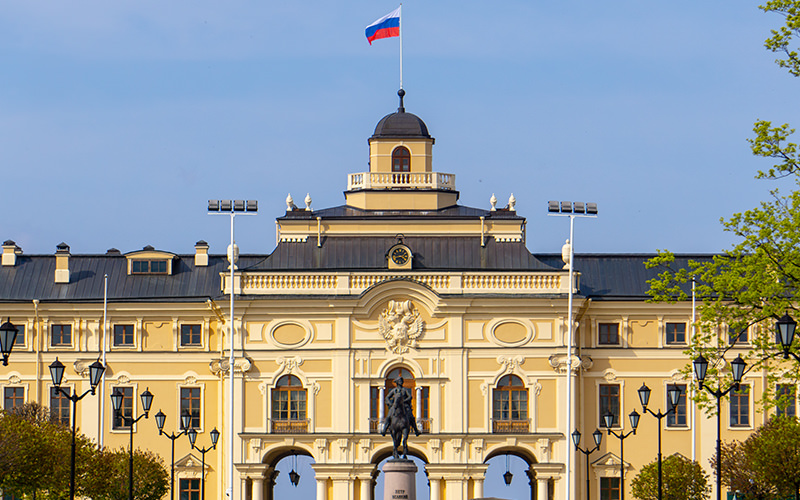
<box><xmin>631</xmin><ymin>454</ymin><xmax>711</xmax><ymax>500</ymax></box>
<box><xmin>83</xmin><ymin>448</ymin><xmax>169</xmax><ymax>500</ymax></box>
<box><xmin>711</xmin><ymin>441</ymin><xmax>773</xmax><ymax>500</ymax></box>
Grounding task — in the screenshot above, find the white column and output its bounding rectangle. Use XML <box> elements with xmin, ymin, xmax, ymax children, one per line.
<box><xmin>240</xmin><ymin>478</ymin><xmax>248</xmax><ymax>500</ymax></box>
<box><xmin>252</xmin><ymin>477</ymin><xmax>264</xmax><ymax>500</ymax></box>
<box><xmin>379</xmin><ymin>386</ymin><xmax>386</xmax><ymax>423</ymax></box>
<box><xmin>537</xmin><ymin>478</ymin><xmax>548</xmax><ymax>500</ymax></box>
<box><xmin>429</xmin><ymin>478</ymin><xmax>441</xmax><ymax>500</ymax></box>
<box><xmin>359</xmin><ymin>476</ymin><xmax>372</xmax><ymax>500</ymax></box>
<box><xmin>473</xmin><ymin>477</ymin><xmax>484</xmax><ymax>498</ymax></box>
<box><xmin>415</xmin><ymin>386</ymin><xmax>422</xmax><ymax>425</ymax></box>
<box><xmin>316</xmin><ymin>478</ymin><xmax>328</xmax><ymax>500</ymax></box>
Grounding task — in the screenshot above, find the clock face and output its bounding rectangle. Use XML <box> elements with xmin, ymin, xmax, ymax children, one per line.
<box><xmin>391</xmin><ymin>247</ymin><xmax>410</xmax><ymax>265</ymax></box>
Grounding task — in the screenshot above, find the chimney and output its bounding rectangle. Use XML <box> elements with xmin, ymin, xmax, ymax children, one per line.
<box><xmin>55</xmin><ymin>242</ymin><xmax>70</xmax><ymax>284</ymax></box>
<box><xmin>2</xmin><ymin>240</ymin><xmax>20</xmax><ymax>266</ymax></box>
<box><xmin>195</xmin><ymin>240</ymin><xmax>209</xmax><ymax>267</ymax></box>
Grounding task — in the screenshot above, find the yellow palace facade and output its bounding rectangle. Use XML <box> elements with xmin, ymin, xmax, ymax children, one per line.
<box><xmin>0</xmin><ymin>93</ymin><xmax>780</xmax><ymax>500</ymax></box>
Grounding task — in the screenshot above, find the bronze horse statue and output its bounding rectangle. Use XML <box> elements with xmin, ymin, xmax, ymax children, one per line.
<box><xmin>382</xmin><ymin>389</ymin><xmax>413</xmax><ymax>459</ymax></box>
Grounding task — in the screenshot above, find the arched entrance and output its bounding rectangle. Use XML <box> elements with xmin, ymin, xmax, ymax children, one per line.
<box><xmin>483</xmin><ymin>448</ymin><xmax>543</xmax><ymax>500</ymax></box>
<box><xmin>246</xmin><ymin>447</ymin><xmax>315</xmax><ymax>500</ymax></box>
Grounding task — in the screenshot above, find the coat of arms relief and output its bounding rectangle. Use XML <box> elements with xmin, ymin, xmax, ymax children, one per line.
<box><xmin>378</xmin><ymin>300</ymin><xmax>425</xmax><ymax>353</ymax></box>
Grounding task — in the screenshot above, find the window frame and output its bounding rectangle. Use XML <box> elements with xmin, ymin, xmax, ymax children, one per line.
<box><xmin>729</xmin><ymin>384</ymin><xmax>751</xmax><ymax>428</ymax></box>
<box><xmin>112</xmin><ymin>386</ymin><xmax>135</xmax><ymax>431</ymax></box>
<box><xmin>600</xmin><ymin>477</ymin><xmax>621</xmax><ymax>500</ymax></box>
<box><xmin>492</xmin><ymin>374</ymin><xmax>529</xmax><ymax>433</ymax></box>
<box><xmin>180</xmin><ymin>324</ymin><xmax>202</xmax><ymax>347</ymax></box>
<box><xmin>50</xmin><ymin>324</ymin><xmax>72</xmax><ymax>347</ymax></box>
<box><xmin>3</xmin><ymin>386</ymin><xmax>24</xmax><ymax>411</ymax></box>
<box><xmin>598</xmin><ymin>323</ymin><xmax>620</xmax><ymax>346</ymax></box>
<box><xmin>599</xmin><ymin>383</ymin><xmax>621</xmax><ymax>428</ymax></box>
<box><xmin>666</xmin><ymin>384</ymin><xmax>688</xmax><ymax>428</ymax></box>
<box><xmin>180</xmin><ymin>387</ymin><xmax>202</xmax><ymax>430</ymax></box>
<box><xmin>49</xmin><ymin>386</ymin><xmax>72</xmax><ymax>425</ymax></box>
<box><xmin>11</xmin><ymin>323</ymin><xmax>25</xmax><ymax>348</ymax></box>
<box><xmin>776</xmin><ymin>384</ymin><xmax>796</xmax><ymax>418</ymax></box>
<box><xmin>113</xmin><ymin>324</ymin><xmax>135</xmax><ymax>347</ymax></box>
<box><xmin>665</xmin><ymin>322</ymin><xmax>687</xmax><ymax>345</ymax></box>
<box><xmin>391</xmin><ymin>146</ymin><xmax>411</xmax><ymax>173</ymax></box>
<box><xmin>130</xmin><ymin>259</ymin><xmax>168</xmax><ymax>275</ymax></box>
<box><xmin>271</xmin><ymin>375</ymin><xmax>308</xmax><ymax>432</ymax></box>
<box><xmin>179</xmin><ymin>478</ymin><xmax>200</xmax><ymax>500</ymax></box>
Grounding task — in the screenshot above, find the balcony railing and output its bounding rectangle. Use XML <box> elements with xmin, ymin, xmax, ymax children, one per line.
<box><xmin>492</xmin><ymin>418</ymin><xmax>530</xmax><ymax>434</ymax></box>
<box><xmin>369</xmin><ymin>417</ymin><xmax>431</xmax><ymax>434</ymax></box>
<box><xmin>347</xmin><ymin>172</ymin><xmax>456</xmax><ymax>191</ymax></box>
<box><xmin>271</xmin><ymin>419</ymin><xmax>309</xmax><ymax>434</ymax></box>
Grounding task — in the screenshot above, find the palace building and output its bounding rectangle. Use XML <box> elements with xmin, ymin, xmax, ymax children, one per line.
<box><xmin>0</xmin><ymin>91</ymin><xmax>772</xmax><ymax>500</ymax></box>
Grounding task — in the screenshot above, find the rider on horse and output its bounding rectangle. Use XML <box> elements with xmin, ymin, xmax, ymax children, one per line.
<box><xmin>382</xmin><ymin>376</ymin><xmax>421</xmax><ymax>437</ymax></box>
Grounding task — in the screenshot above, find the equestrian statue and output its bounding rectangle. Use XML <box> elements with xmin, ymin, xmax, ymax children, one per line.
<box><xmin>381</xmin><ymin>376</ymin><xmax>421</xmax><ymax>459</ymax></box>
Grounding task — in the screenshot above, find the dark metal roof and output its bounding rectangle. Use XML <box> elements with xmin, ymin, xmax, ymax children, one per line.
<box><xmin>0</xmin><ymin>251</ymin><xmax>712</xmax><ymax>302</ymax></box>
<box><xmin>247</xmin><ymin>237</ymin><xmax>556</xmax><ymax>272</ymax></box>
<box><xmin>537</xmin><ymin>253</ymin><xmax>714</xmax><ymax>300</ymax></box>
<box><xmin>279</xmin><ymin>204</ymin><xmax>524</xmax><ymax>221</ymax></box>
<box><xmin>371</xmin><ymin>109</ymin><xmax>431</xmax><ymax>139</ymax></box>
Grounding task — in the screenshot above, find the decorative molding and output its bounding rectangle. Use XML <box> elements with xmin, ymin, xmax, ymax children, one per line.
<box><xmin>592</xmin><ymin>452</ymin><xmax>631</xmax><ymax>479</ymax></box>
<box><xmin>378</xmin><ymin>300</ymin><xmax>425</xmax><ymax>354</ymax></box>
<box><xmin>209</xmin><ymin>356</ymin><xmax>251</xmax><ymax>375</ymax></box>
<box><xmin>498</xmin><ymin>355</ymin><xmax>524</xmax><ymax>373</ymax></box>
<box><xmin>537</xmin><ymin>438</ymin><xmax>551</xmax><ymax>462</ymax></box>
<box><xmin>603</xmin><ymin>369</ymin><xmax>618</xmax><ymax>382</ymax></box>
<box><xmin>276</xmin><ymin>356</ymin><xmax>304</xmax><ymax>373</ymax></box>
<box><xmin>8</xmin><ymin>374</ymin><xmax>21</xmax><ymax>384</ymax></box>
<box><xmin>549</xmin><ymin>354</ymin><xmax>593</xmax><ymax>374</ymax></box>
<box><xmin>184</xmin><ymin>375</ymin><xmax>197</xmax><ymax>385</ymax></box>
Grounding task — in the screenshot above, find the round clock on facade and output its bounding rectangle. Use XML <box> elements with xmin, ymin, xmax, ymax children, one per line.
<box><xmin>391</xmin><ymin>247</ymin><xmax>410</xmax><ymax>265</ymax></box>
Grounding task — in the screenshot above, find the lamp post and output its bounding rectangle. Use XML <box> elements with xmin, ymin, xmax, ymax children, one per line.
<box><xmin>187</xmin><ymin>426</ymin><xmax>220</xmax><ymax>500</ymax></box>
<box><xmin>572</xmin><ymin>428</ymin><xmax>603</xmax><ymax>500</ymax></box>
<box><xmin>776</xmin><ymin>313</ymin><xmax>800</xmax><ymax>361</ymax></box>
<box><xmin>602</xmin><ymin>410</ymin><xmax>640</xmax><ymax>500</ymax></box>
<box><xmin>208</xmin><ymin>198</ymin><xmax>257</xmax><ymax>499</ymax></box>
<box><xmin>111</xmin><ymin>387</ymin><xmax>154</xmax><ymax>500</ymax></box>
<box><xmin>693</xmin><ymin>353</ymin><xmax>746</xmax><ymax>500</ymax></box>
<box><xmin>638</xmin><ymin>383</ymin><xmax>683</xmax><ymax>500</ymax></box>
<box><xmin>49</xmin><ymin>357</ymin><xmax>105</xmax><ymax>500</ymax></box>
<box><xmin>548</xmin><ymin>200</ymin><xmax>598</xmax><ymax>498</ymax></box>
<box><xmin>155</xmin><ymin>410</ymin><xmax>192</xmax><ymax>500</ymax></box>
<box><xmin>0</xmin><ymin>318</ymin><xmax>19</xmax><ymax>366</ymax></box>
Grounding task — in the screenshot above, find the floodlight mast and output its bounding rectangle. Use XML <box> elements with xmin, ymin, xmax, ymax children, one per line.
<box><xmin>547</xmin><ymin>200</ymin><xmax>597</xmax><ymax>500</ymax></box>
<box><xmin>208</xmin><ymin>199</ymin><xmax>257</xmax><ymax>499</ymax></box>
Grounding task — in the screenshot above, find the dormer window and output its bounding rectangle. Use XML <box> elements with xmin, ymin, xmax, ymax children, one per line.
<box><xmin>392</xmin><ymin>146</ymin><xmax>410</xmax><ymax>172</ymax></box>
<box><xmin>125</xmin><ymin>247</ymin><xmax>176</xmax><ymax>276</ymax></box>
<box><xmin>131</xmin><ymin>260</ymin><xmax>168</xmax><ymax>274</ymax></box>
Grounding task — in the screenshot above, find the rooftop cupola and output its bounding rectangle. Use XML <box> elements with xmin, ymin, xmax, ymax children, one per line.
<box><xmin>345</xmin><ymin>89</ymin><xmax>458</xmax><ymax>211</ymax></box>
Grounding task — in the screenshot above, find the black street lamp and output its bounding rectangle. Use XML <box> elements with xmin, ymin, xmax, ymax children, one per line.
<box><xmin>289</xmin><ymin>451</ymin><xmax>301</xmax><ymax>487</ymax></box>
<box><xmin>49</xmin><ymin>357</ymin><xmax>105</xmax><ymax>500</ymax></box>
<box><xmin>187</xmin><ymin>426</ymin><xmax>220</xmax><ymax>500</ymax></box>
<box><xmin>693</xmin><ymin>353</ymin><xmax>746</xmax><ymax>500</ymax></box>
<box><xmin>155</xmin><ymin>410</ymin><xmax>192</xmax><ymax>500</ymax></box>
<box><xmin>638</xmin><ymin>383</ymin><xmax>683</xmax><ymax>500</ymax></box>
<box><xmin>776</xmin><ymin>313</ymin><xmax>800</xmax><ymax>361</ymax></box>
<box><xmin>572</xmin><ymin>428</ymin><xmax>603</xmax><ymax>500</ymax></box>
<box><xmin>0</xmin><ymin>318</ymin><xmax>19</xmax><ymax>366</ymax></box>
<box><xmin>602</xmin><ymin>409</ymin><xmax>640</xmax><ymax>500</ymax></box>
<box><xmin>111</xmin><ymin>387</ymin><xmax>154</xmax><ymax>500</ymax></box>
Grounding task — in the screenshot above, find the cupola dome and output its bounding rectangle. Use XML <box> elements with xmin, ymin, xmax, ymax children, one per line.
<box><xmin>371</xmin><ymin>89</ymin><xmax>431</xmax><ymax>139</ymax></box>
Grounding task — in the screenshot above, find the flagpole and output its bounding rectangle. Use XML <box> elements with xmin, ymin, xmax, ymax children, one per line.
<box><xmin>399</xmin><ymin>3</ymin><xmax>403</xmax><ymax>90</ymax></box>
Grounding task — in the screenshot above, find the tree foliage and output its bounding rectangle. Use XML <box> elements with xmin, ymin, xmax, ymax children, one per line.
<box><xmin>712</xmin><ymin>416</ymin><xmax>800</xmax><ymax>499</ymax></box>
<box><xmin>760</xmin><ymin>1</ymin><xmax>800</xmax><ymax>77</ymax></box>
<box><xmin>0</xmin><ymin>403</ymin><xmax>168</xmax><ymax>500</ymax></box>
<box><xmin>630</xmin><ymin>454</ymin><xmax>711</xmax><ymax>500</ymax></box>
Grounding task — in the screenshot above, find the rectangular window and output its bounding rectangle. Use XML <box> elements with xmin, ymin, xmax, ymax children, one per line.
<box><xmin>131</xmin><ymin>260</ymin><xmax>168</xmax><ymax>275</ymax></box>
<box><xmin>180</xmin><ymin>388</ymin><xmax>201</xmax><ymax>429</ymax></box>
<box><xmin>12</xmin><ymin>324</ymin><xmax>25</xmax><ymax>347</ymax></box>
<box><xmin>599</xmin><ymin>384</ymin><xmax>620</xmax><ymax>427</ymax></box>
<box><xmin>730</xmin><ymin>385</ymin><xmax>750</xmax><ymax>427</ymax></box>
<box><xmin>180</xmin><ymin>325</ymin><xmax>202</xmax><ymax>346</ymax></box>
<box><xmin>179</xmin><ymin>478</ymin><xmax>200</xmax><ymax>500</ymax></box>
<box><xmin>666</xmin><ymin>384</ymin><xmax>687</xmax><ymax>427</ymax></box>
<box><xmin>600</xmin><ymin>477</ymin><xmax>621</xmax><ymax>500</ymax></box>
<box><xmin>3</xmin><ymin>387</ymin><xmax>24</xmax><ymax>411</ymax></box>
<box><xmin>112</xmin><ymin>387</ymin><xmax>134</xmax><ymax>430</ymax></box>
<box><xmin>598</xmin><ymin>323</ymin><xmax>619</xmax><ymax>345</ymax></box>
<box><xmin>777</xmin><ymin>384</ymin><xmax>796</xmax><ymax>417</ymax></box>
<box><xmin>730</xmin><ymin>327</ymin><xmax>748</xmax><ymax>344</ymax></box>
<box><xmin>665</xmin><ymin>322</ymin><xmax>686</xmax><ymax>345</ymax></box>
<box><xmin>369</xmin><ymin>386</ymin><xmax>381</xmax><ymax>433</ymax></box>
<box><xmin>113</xmin><ymin>325</ymin><xmax>135</xmax><ymax>347</ymax></box>
<box><xmin>51</xmin><ymin>324</ymin><xmax>72</xmax><ymax>347</ymax></box>
<box><xmin>50</xmin><ymin>386</ymin><xmax>71</xmax><ymax>425</ymax></box>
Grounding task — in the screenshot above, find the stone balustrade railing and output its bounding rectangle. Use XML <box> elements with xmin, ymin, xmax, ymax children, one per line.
<box><xmin>347</xmin><ymin>171</ymin><xmax>456</xmax><ymax>191</ymax></box>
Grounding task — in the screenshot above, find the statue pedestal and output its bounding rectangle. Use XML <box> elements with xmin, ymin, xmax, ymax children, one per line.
<box><xmin>382</xmin><ymin>459</ymin><xmax>417</xmax><ymax>500</ymax></box>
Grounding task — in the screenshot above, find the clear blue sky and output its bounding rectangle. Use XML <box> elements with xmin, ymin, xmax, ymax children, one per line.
<box><xmin>1</xmin><ymin>1</ymin><xmax>795</xmax><ymax>257</ymax></box>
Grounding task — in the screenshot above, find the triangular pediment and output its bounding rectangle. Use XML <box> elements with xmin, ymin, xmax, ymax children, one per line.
<box><xmin>175</xmin><ymin>453</ymin><xmax>206</xmax><ymax>470</ymax></box>
<box><xmin>591</xmin><ymin>452</ymin><xmax>630</xmax><ymax>469</ymax></box>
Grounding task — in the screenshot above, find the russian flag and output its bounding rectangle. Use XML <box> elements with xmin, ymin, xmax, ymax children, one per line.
<box><xmin>365</xmin><ymin>7</ymin><xmax>400</xmax><ymax>45</ymax></box>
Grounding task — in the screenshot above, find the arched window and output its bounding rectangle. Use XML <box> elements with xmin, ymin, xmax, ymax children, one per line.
<box><xmin>369</xmin><ymin>367</ymin><xmax>430</xmax><ymax>433</ymax></box>
<box><xmin>271</xmin><ymin>375</ymin><xmax>307</xmax><ymax>433</ymax></box>
<box><xmin>392</xmin><ymin>147</ymin><xmax>411</xmax><ymax>172</ymax></box>
<box><xmin>492</xmin><ymin>375</ymin><xmax>529</xmax><ymax>433</ymax></box>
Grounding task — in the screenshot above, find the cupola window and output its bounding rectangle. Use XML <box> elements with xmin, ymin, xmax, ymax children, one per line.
<box><xmin>392</xmin><ymin>146</ymin><xmax>410</xmax><ymax>172</ymax></box>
